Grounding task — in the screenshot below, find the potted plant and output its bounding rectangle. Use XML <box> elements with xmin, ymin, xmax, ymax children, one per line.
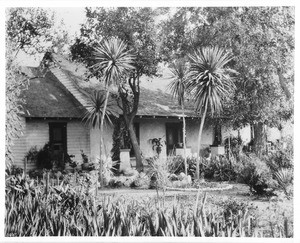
<box><xmin>149</xmin><ymin>137</ymin><xmax>166</xmax><ymax>156</ymax></box>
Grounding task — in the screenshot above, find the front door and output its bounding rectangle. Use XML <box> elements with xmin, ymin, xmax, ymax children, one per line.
<box><xmin>166</xmin><ymin>123</ymin><xmax>183</xmax><ymax>155</ymax></box>
<box><xmin>49</xmin><ymin>122</ymin><xmax>67</xmax><ymax>166</ymax></box>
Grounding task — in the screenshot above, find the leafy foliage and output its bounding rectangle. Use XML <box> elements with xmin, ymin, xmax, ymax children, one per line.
<box><xmin>5</xmin><ymin>8</ymin><xmax>68</xmax><ymax>168</ymax></box>
<box><xmin>224</xmin><ymin>135</ymin><xmax>243</xmax><ymax>159</ymax></box>
<box><xmin>158</xmin><ymin>7</ymin><xmax>294</xmax><ymax>155</ymax></box>
<box><xmin>273</xmin><ymin>168</ymin><xmax>293</xmax><ymax>198</ymax></box>
<box><xmin>5</xmin><ymin>180</ymin><xmax>293</xmax><ymax>237</ymax></box>
<box><xmin>167</xmin><ymin>155</ymin><xmax>197</xmax><ymax>178</ymax></box>
<box><xmin>187</xmin><ymin>46</ymin><xmax>236</xmax><ymax>116</ymax></box>
<box><xmin>204</xmin><ymin>156</ymin><xmax>237</xmax><ymax>181</ymax></box>
<box><xmin>149</xmin><ymin>137</ymin><xmax>165</xmax><ymax>155</ymax></box>
<box><xmin>83</xmin><ymin>90</ymin><xmax>119</xmax><ymax>128</ymax></box>
<box><xmin>71</xmin><ymin>8</ymin><xmax>160</xmax><ymax>171</ymax></box>
<box><xmin>264</xmin><ymin>136</ymin><xmax>293</xmax><ymax>173</ymax></box>
<box><xmin>237</xmin><ymin>154</ymin><xmax>275</xmax><ymax>195</ymax></box>
<box><xmin>6</xmin><ymin>8</ymin><xmax>54</xmax><ymax>53</ymax></box>
<box><xmin>92</xmin><ymin>37</ymin><xmax>135</xmax><ymax>85</ymax></box>
<box><xmin>218</xmin><ymin>198</ymin><xmax>256</xmax><ymax>225</ymax></box>
<box><xmin>36</xmin><ymin>143</ymin><xmax>53</xmax><ymax>169</ymax></box>
<box><xmin>167</xmin><ymin>59</ymin><xmax>188</xmax><ymax>106</ymax></box>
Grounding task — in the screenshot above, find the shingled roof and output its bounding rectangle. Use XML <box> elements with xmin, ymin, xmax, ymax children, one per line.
<box><xmin>21</xmin><ymin>67</ymin><xmax>84</xmax><ymax>118</ymax></box>
<box><xmin>51</xmin><ymin>54</ymin><xmax>198</xmax><ymax>118</ymax></box>
<box><xmin>20</xmin><ymin>54</ymin><xmax>198</xmax><ymax>119</ymax></box>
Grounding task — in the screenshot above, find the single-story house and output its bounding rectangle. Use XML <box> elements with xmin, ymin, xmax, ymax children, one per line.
<box><xmin>12</xmin><ymin>53</ymin><xmax>290</xmax><ymax>170</ymax></box>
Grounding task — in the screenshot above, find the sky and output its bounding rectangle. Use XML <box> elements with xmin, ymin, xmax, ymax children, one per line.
<box><xmin>16</xmin><ymin>7</ymin><xmax>173</xmax><ymax>92</ymax></box>
<box><xmin>52</xmin><ymin>7</ymin><xmax>86</xmax><ymax>37</ymax></box>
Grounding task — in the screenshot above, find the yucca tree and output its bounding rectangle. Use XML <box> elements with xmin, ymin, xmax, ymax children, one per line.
<box><xmin>168</xmin><ymin>59</ymin><xmax>188</xmax><ymax>175</ymax></box>
<box><xmin>83</xmin><ymin>90</ymin><xmax>119</xmax><ymax>143</ymax></box>
<box><xmin>92</xmin><ymin>37</ymin><xmax>135</xmax><ymax>186</ymax></box>
<box><xmin>186</xmin><ymin>46</ymin><xmax>236</xmax><ymax>179</ymax></box>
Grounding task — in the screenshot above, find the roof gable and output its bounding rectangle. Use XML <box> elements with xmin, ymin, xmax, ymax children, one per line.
<box><xmin>21</xmin><ymin>69</ymin><xmax>84</xmax><ymax>118</ymax></box>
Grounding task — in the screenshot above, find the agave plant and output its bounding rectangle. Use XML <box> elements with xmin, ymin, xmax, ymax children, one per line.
<box><xmin>186</xmin><ymin>46</ymin><xmax>236</xmax><ymax>179</ymax></box>
<box><xmin>273</xmin><ymin>168</ymin><xmax>293</xmax><ymax>197</ymax></box>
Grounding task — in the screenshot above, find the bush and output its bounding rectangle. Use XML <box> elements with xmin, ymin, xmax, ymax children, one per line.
<box><xmin>224</xmin><ymin>135</ymin><xmax>243</xmax><ymax>159</ymax></box>
<box><xmin>218</xmin><ymin>198</ymin><xmax>256</xmax><ymax>224</ymax></box>
<box><xmin>273</xmin><ymin>168</ymin><xmax>293</xmax><ymax>198</ymax></box>
<box><xmin>6</xmin><ymin>165</ymin><xmax>23</xmax><ymax>176</ymax></box>
<box><xmin>36</xmin><ymin>143</ymin><xmax>54</xmax><ymax>169</ymax></box>
<box><xmin>147</xmin><ymin>157</ymin><xmax>171</xmax><ymax>189</ymax></box>
<box><xmin>263</xmin><ymin>137</ymin><xmax>293</xmax><ymax>198</ymax></box>
<box><xmin>167</xmin><ymin>155</ymin><xmax>197</xmax><ymax>178</ymax></box>
<box><xmin>264</xmin><ymin>136</ymin><xmax>293</xmax><ymax>173</ymax></box>
<box><xmin>237</xmin><ymin>154</ymin><xmax>275</xmax><ymax>195</ymax></box>
<box><xmin>204</xmin><ymin>155</ymin><xmax>236</xmax><ymax>181</ymax></box>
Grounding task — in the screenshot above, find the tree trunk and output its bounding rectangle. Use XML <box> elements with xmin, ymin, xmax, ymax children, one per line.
<box><xmin>276</xmin><ymin>66</ymin><xmax>291</xmax><ymax>100</ymax></box>
<box><xmin>99</xmin><ymin>88</ymin><xmax>110</xmax><ymax>188</ymax></box>
<box><xmin>196</xmin><ymin>101</ymin><xmax>208</xmax><ymax>180</ymax></box>
<box><xmin>182</xmin><ymin>105</ymin><xmax>187</xmax><ymax>176</ymax></box>
<box><xmin>126</xmin><ymin>118</ymin><xmax>143</xmax><ymax>172</ymax></box>
<box><xmin>119</xmin><ymin>75</ymin><xmax>143</xmax><ymax>172</ymax></box>
<box><xmin>253</xmin><ymin>122</ymin><xmax>266</xmax><ymax>158</ymax></box>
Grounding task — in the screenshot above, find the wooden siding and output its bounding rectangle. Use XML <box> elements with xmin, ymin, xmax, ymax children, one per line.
<box><xmin>26</xmin><ymin>120</ymin><xmax>49</xmax><ymax>150</ymax></box>
<box><xmin>10</xmin><ymin>117</ymin><xmax>27</xmax><ymax>168</ymax></box>
<box><xmin>10</xmin><ymin>119</ymin><xmax>90</xmax><ymax>169</ymax></box>
<box><xmin>67</xmin><ymin>121</ymin><xmax>90</xmax><ymax>164</ymax></box>
<box><xmin>89</xmin><ymin>124</ymin><xmax>114</xmax><ymax>162</ymax></box>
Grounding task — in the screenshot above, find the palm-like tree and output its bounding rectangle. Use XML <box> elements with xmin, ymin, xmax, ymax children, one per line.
<box><xmin>167</xmin><ymin>59</ymin><xmax>188</xmax><ymax>175</ymax></box>
<box><xmin>92</xmin><ymin>37</ymin><xmax>135</xmax><ymax>186</ymax></box>
<box><xmin>186</xmin><ymin>46</ymin><xmax>236</xmax><ymax>179</ymax></box>
<box><xmin>83</xmin><ymin>90</ymin><xmax>119</xmax><ymax>157</ymax></box>
<box><xmin>83</xmin><ymin>90</ymin><xmax>119</xmax><ymax>127</ymax></box>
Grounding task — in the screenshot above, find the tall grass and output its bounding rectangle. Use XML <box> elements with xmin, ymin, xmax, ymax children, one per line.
<box><xmin>5</xmin><ymin>176</ymin><xmax>292</xmax><ymax>237</ymax></box>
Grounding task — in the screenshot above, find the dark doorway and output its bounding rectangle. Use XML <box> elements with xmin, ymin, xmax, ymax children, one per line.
<box><xmin>49</xmin><ymin>122</ymin><xmax>67</xmax><ymax>165</ymax></box>
<box><xmin>213</xmin><ymin>123</ymin><xmax>222</xmax><ymax>145</ymax></box>
<box><xmin>166</xmin><ymin>123</ymin><xmax>183</xmax><ymax>155</ymax></box>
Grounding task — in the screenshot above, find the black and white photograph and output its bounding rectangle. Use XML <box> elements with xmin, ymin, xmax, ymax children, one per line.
<box><xmin>1</xmin><ymin>1</ymin><xmax>298</xmax><ymax>241</ymax></box>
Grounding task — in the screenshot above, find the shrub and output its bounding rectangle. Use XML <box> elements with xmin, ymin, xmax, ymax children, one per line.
<box><xmin>147</xmin><ymin>157</ymin><xmax>171</xmax><ymax>189</ymax></box>
<box><xmin>5</xmin><ymin>165</ymin><xmax>23</xmax><ymax>176</ymax></box>
<box><xmin>204</xmin><ymin>155</ymin><xmax>236</xmax><ymax>181</ymax></box>
<box><xmin>264</xmin><ymin>136</ymin><xmax>293</xmax><ymax>173</ymax></box>
<box><xmin>24</xmin><ymin>146</ymin><xmax>39</xmax><ymax>163</ymax></box>
<box><xmin>224</xmin><ymin>135</ymin><xmax>243</xmax><ymax>159</ymax></box>
<box><xmin>262</xmin><ymin>137</ymin><xmax>293</xmax><ymax>198</ymax></box>
<box><xmin>36</xmin><ymin>143</ymin><xmax>54</xmax><ymax>169</ymax></box>
<box><xmin>237</xmin><ymin>154</ymin><xmax>275</xmax><ymax>195</ymax></box>
<box><xmin>167</xmin><ymin>155</ymin><xmax>197</xmax><ymax>178</ymax></box>
<box><xmin>273</xmin><ymin>168</ymin><xmax>293</xmax><ymax>198</ymax></box>
<box><xmin>218</xmin><ymin>198</ymin><xmax>256</xmax><ymax>223</ymax></box>
<box><xmin>130</xmin><ymin>172</ymin><xmax>151</xmax><ymax>188</ymax></box>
